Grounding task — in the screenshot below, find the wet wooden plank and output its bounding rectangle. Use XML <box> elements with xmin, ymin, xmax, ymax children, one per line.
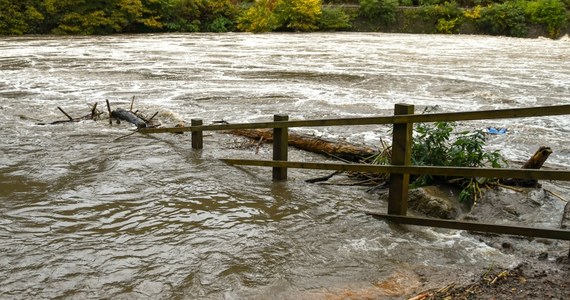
<box><xmin>364</xmin><ymin>212</ymin><xmax>570</xmax><ymax>241</ymax></box>
<box><xmin>220</xmin><ymin>159</ymin><xmax>570</xmax><ymax>181</ymax></box>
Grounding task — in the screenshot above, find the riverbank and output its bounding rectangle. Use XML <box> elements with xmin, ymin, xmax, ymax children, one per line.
<box><xmin>3</xmin><ymin>1</ymin><xmax>569</xmax><ymax>39</ymax></box>
<box><xmin>408</xmin><ymin>255</ymin><xmax>569</xmax><ymax>299</ymax></box>
<box><xmin>411</xmin><ymin>184</ymin><xmax>570</xmax><ymax>298</ymax></box>
<box><xmin>342</xmin><ymin>184</ymin><xmax>570</xmax><ymax>300</ymax></box>
<box><xmin>348</xmin><ymin>6</ymin><xmax>570</xmax><ymax>39</ymax></box>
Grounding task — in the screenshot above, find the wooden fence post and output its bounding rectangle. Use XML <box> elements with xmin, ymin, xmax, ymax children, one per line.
<box><xmin>388</xmin><ymin>104</ymin><xmax>414</xmax><ymax>215</ymax></box>
<box><xmin>273</xmin><ymin>114</ymin><xmax>289</xmax><ymax>181</ymax></box>
<box><xmin>191</xmin><ymin>119</ymin><xmax>203</xmax><ymax>149</ymax></box>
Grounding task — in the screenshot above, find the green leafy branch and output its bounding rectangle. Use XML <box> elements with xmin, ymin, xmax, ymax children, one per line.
<box><xmin>366</xmin><ymin>121</ymin><xmax>507</xmax><ymax>204</ymax></box>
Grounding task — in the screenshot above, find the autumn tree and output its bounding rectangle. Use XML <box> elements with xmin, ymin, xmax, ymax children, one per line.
<box><xmin>278</xmin><ymin>0</ymin><xmax>322</xmax><ymax>31</ymax></box>
<box><xmin>237</xmin><ymin>0</ymin><xmax>281</xmax><ymax>32</ymax></box>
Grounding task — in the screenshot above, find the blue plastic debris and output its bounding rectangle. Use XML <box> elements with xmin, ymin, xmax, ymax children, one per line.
<box><xmin>486</xmin><ymin>127</ymin><xmax>508</xmax><ymax>135</ymax></box>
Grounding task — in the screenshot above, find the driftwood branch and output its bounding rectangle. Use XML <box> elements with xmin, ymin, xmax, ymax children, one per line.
<box><xmin>500</xmin><ymin>146</ymin><xmax>552</xmax><ymax>187</ymax></box>
<box><xmin>38</xmin><ymin>103</ymin><xmax>103</xmax><ymax>125</ymax></box>
<box><xmin>305</xmin><ymin>171</ymin><xmax>342</xmax><ymax>183</ymax></box>
<box><xmin>130</xmin><ymin>96</ymin><xmax>135</xmax><ymax>112</ymax></box>
<box><xmin>90</xmin><ymin>102</ymin><xmax>98</xmax><ymax>119</ymax></box>
<box><xmin>147</xmin><ymin>111</ymin><xmax>159</xmax><ymax>123</ymax></box>
<box><xmin>106</xmin><ymin>99</ymin><xmax>112</xmax><ymax>125</ymax></box>
<box><xmin>57</xmin><ymin>106</ymin><xmax>74</xmax><ymax>120</ymax></box>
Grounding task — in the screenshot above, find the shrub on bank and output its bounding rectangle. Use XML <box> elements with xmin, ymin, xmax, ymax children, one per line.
<box><xmin>237</xmin><ymin>0</ymin><xmax>323</xmax><ymax>32</ymax></box>
<box><xmin>524</xmin><ymin>0</ymin><xmax>568</xmax><ymax>37</ymax></box>
<box><xmin>359</xmin><ymin>0</ymin><xmax>399</xmax><ymax>25</ymax></box>
<box><xmin>476</xmin><ymin>1</ymin><xmax>529</xmax><ymax>37</ymax></box>
<box><xmin>276</xmin><ymin>0</ymin><xmax>323</xmax><ymax>31</ymax></box>
<box><xmin>420</xmin><ymin>1</ymin><xmax>463</xmax><ymax>33</ymax></box>
<box><xmin>319</xmin><ymin>5</ymin><xmax>353</xmax><ymax>30</ymax></box>
<box><xmin>237</xmin><ymin>0</ymin><xmax>280</xmax><ymax>32</ymax></box>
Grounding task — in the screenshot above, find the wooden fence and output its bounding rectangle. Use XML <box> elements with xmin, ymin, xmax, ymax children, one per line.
<box><xmin>139</xmin><ymin>104</ymin><xmax>570</xmax><ymax>243</ymax></box>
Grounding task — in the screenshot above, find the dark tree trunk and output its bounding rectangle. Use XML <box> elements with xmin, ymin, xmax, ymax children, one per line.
<box><xmin>111</xmin><ymin>108</ymin><xmax>147</xmax><ymax>128</ymax></box>
<box><xmin>228</xmin><ymin>128</ymin><xmax>377</xmax><ymax>162</ymax></box>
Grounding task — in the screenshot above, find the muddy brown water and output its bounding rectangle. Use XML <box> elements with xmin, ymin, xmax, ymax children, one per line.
<box><xmin>1</xmin><ymin>33</ymin><xmax>569</xmax><ymax>299</ymax></box>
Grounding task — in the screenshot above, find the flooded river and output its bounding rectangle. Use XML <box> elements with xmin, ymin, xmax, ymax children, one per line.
<box><xmin>1</xmin><ymin>33</ymin><xmax>569</xmax><ymax>299</ymax></box>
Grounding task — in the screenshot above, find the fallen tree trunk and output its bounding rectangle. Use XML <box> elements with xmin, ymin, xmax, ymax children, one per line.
<box><xmin>111</xmin><ymin>108</ymin><xmax>147</xmax><ymax>128</ymax></box>
<box><xmin>500</xmin><ymin>146</ymin><xmax>552</xmax><ymax>187</ymax></box>
<box><xmin>228</xmin><ymin>128</ymin><xmax>377</xmax><ymax>162</ymax></box>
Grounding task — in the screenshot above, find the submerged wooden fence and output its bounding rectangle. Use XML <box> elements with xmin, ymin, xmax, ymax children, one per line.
<box><xmin>139</xmin><ymin>104</ymin><xmax>570</xmax><ymax>242</ymax></box>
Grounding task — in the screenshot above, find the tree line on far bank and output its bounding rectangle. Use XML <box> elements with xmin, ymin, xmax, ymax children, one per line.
<box><xmin>1</xmin><ymin>0</ymin><xmax>568</xmax><ymax>38</ymax></box>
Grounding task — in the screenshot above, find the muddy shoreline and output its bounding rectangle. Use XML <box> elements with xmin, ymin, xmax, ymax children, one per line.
<box><xmin>407</xmin><ymin>248</ymin><xmax>569</xmax><ymax>299</ymax></box>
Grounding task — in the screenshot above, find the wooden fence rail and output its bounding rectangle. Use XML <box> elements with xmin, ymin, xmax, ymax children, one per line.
<box><xmin>139</xmin><ymin>104</ymin><xmax>570</xmax><ymax>244</ymax></box>
<box><xmin>219</xmin><ymin>160</ymin><xmax>570</xmax><ymax>181</ymax></box>
<box><xmin>138</xmin><ymin>104</ymin><xmax>570</xmax><ymax>133</ymax></box>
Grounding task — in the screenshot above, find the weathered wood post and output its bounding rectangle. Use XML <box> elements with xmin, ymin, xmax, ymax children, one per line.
<box><xmin>388</xmin><ymin>104</ymin><xmax>414</xmax><ymax>215</ymax></box>
<box><xmin>191</xmin><ymin>119</ymin><xmax>203</xmax><ymax>149</ymax></box>
<box><xmin>273</xmin><ymin>114</ymin><xmax>289</xmax><ymax>181</ymax></box>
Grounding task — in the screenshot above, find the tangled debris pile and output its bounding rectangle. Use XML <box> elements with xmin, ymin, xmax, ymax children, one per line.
<box><xmin>38</xmin><ymin>97</ymin><xmax>161</xmax><ymax>128</ymax></box>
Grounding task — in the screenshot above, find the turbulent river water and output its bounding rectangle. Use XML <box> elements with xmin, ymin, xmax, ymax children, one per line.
<box><xmin>1</xmin><ymin>33</ymin><xmax>569</xmax><ymax>299</ymax></box>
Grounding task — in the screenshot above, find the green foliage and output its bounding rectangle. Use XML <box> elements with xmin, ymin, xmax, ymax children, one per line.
<box><xmin>54</xmin><ymin>11</ymin><xmax>112</xmax><ymax>35</ymax></box>
<box><xmin>201</xmin><ymin>0</ymin><xmax>238</xmax><ymax>32</ymax></box>
<box><xmin>0</xmin><ymin>0</ymin><xmax>44</xmax><ymax>35</ymax></box>
<box><xmin>318</xmin><ymin>5</ymin><xmax>352</xmax><ymax>30</ymax></box>
<box><xmin>163</xmin><ymin>0</ymin><xmax>203</xmax><ymax>32</ymax></box>
<box><xmin>419</xmin><ymin>0</ymin><xmax>450</xmax><ymax>5</ymax></box>
<box><xmin>525</xmin><ymin>0</ymin><xmax>567</xmax><ymax>38</ymax></box>
<box><xmin>476</xmin><ymin>1</ymin><xmax>528</xmax><ymax>37</ymax></box>
<box><xmin>420</xmin><ymin>1</ymin><xmax>462</xmax><ymax>19</ymax></box>
<box><xmin>1</xmin><ymin>0</ymin><xmax>568</xmax><ymax>36</ymax></box>
<box><xmin>411</xmin><ymin>122</ymin><xmax>506</xmax><ymax>202</ymax></box>
<box><xmin>42</xmin><ymin>0</ymin><xmax>159</xmax><ymax>34</ymax></box>
<box><xmin>237</xmin><ymin>0</ymin><xmax>281</xmax><ymax>32</ymax></box>
<box><xmin>436</xmin><ymin>17</ymin><xmax>459</xmax><ymax>33</ymax></box>
<box><xmin>419</xmin><ymin>1</ymin><xmax>463</xmax><ymax>33</ymax></box>
<box><xmin>412</xmin><ymin>122</ymin><xmax>505</xmax><ymax>168</ymax></box>
<box><xmin>463</xmin><ymin>5</ymin><xmax>482</xmax><ymax>20</ymax></box>
<box><xmin>471</xmin><ymin>0</ymin><xmax>505</xmax><ymax>5</ymax></box>
<box><xmin>367</xmin><ymin>121</ymin><xmax>507</xmax><ymax>203</ymax></box>
<box><xmin>359</xmin><ymin>0</ymin><xmax>399</xmax><ymax>24</ymax></box>
<box><xmin>135</xmin><ymin>0</ymin><xmax>168</xmax><ymax>32</ymax></box>
<box><xmin>160</xmin><ymin>0</ymin><xmax>238</xmax><ymax>32</ymax></box>
<box><xmin>238</xmin><ymin>0</ymin><xmax>322</xmax><ymax>32</ymax></box>
<box><xmin>275</xmin><ymin>0</ymin><xmax>323</xmax><ymax>31</ymax></box>
<box><xmin>205</xmin><ymin>16</ymin><xmax>230</xmax><ymax>31</ymax></box>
